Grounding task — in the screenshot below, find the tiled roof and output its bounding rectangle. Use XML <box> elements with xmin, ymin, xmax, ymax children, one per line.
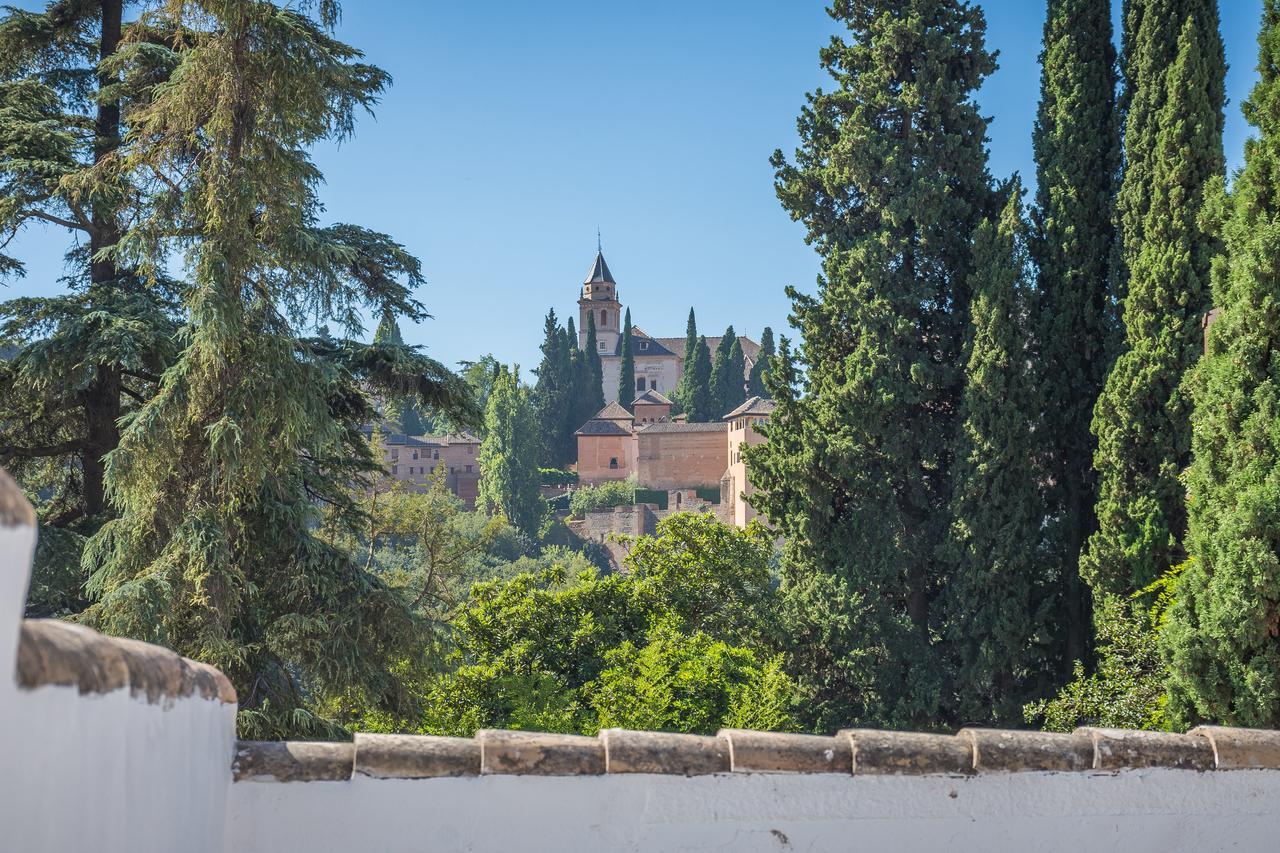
<box><xmin>723</xmin><ymin>395</ymin><xmax>776</xmax><ymax>419</ymax></box>
<box><xmin>585</xmin><ymin>250</ymin><xmax>614</xmax><ymax>284</ymax></box>
<box><xmin>575</xmin><ymin>419</ymin><xmax>633</xmax><ymax>437</ymax></box>
<box><xmin>653</xmin><ymin>336</ymin><xmax>761</xmax><ymax>370</ymax></box>
<box><xmin>633</xmin><ymin>389</ymin><xmax>673</xmax><ymax>406</ymax></box>
<box><xmin>591</xmin><ymin>401</ymin><xmax>634</xmax><ymax>421</ymax></box>
<box><xmin>635</xmin><ymin>421</ymin><xmax>727</xmax><ymax>434</ymax></box>
<box><xmin>612</xmin><ymin>327</ymin><xmax>678</xmax><ymax>359</ymax></box>
<box><xmin>232</xmin><ymin>724</ymin><xmax>1280</xmax><ymax>781</ymax></box>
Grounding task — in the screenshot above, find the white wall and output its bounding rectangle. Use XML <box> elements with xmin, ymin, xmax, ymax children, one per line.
<box><xmin>0</xmin><ymin>492</ymin><xmax>237</xmax><ymax>853</ymax></box>
<box><xmin>227</xmin><ymin>768</ymin><xmax>1280</xmax><ymax>853</ymax></box>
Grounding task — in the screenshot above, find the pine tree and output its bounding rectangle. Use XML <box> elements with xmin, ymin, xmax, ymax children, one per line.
<box><xmin>686</xmin><ymin>337</ymin><xmax>715</xmax><ymax>423</ymax></box>
<box><xmin>748</xmin><ymin>327</ymin><xmax>775</xmax><ymax>398</ymax></box>
<box><xmin>79</xmin><ymin>0</ymin><xmax>477</xmax><ymax>738</ymax></box>
<box><xmin>943</xmin><ymin>184</ymin><xmax>1052</xmax><ymax>724</ymax></box>
<box><xmin>747</xmin><ymin>0</ymin><xmax>996</xmax><ymax>729</ymax></box>
<box><xmin>708</xmin><ymin>326</ymin><xmax>739</xmax><ymax>418</ymax></box>
<box><xmin>617</xmin><ymin>308</ymin><xmax>635</xmax><ymax>407</ymax></box>
<box><xmin>1083</xmin><ymin>1</ymin><xmax>1225</xmax><ymax>596</ymax></box>
<box><xmin>674</xmin><ymin>308</ymin><xmax>699</xmax><ymax>413</ymax></box>
<box><xmin>1162</xmin><ymin>0</ymin><xmax>1280</xmax><ymax>728</ymax></box>
<box><xmin>1031</xmin><ymin>0</ymin><xmax>1121</xmax><ymax>670</ymax></box>
<box><xmin>478</xmin><ymin>366</ymin><xmax>544</xmax><ymax>539</ymax></box>
<box><xmin>583</xmin><ymin>312</ymin><xmax>605</xmax><ymax>417</ymax></box>
<box><xmin>0</xmin><ymin>1</ymin><xmax>177</xmax><ymax>533</ymax></box>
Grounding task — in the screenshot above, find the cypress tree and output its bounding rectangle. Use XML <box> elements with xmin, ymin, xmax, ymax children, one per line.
<box><xmin>708</xmin><ymin>326</ymin><xmax>738</xmax><ymax>418</ymax></box>
<box><xmin>583</xmin><ymin>311</ymin><xmax>605</xmax><ymax>416</ymax></box>
<box><xmin>748</xmin><ymin>327</ymin><xmax>775</xmax><ymax>397</ymax></box>
<box><xmin>1083</xmin><ymin>1</ymin><xmax>1225</xmax><ymax>596</ymax></box>
<box><xmin>80</xmin><ymin>0</ymin><xmax>477</xmax><ymax>738</ymax></box>
<box><xmin>942</xmin><ymin>184</ymin><xmax>1052</xmax><ymax>724</ymax></box>
<box><xmin>532</xmin><ymin>308</ymin><xmax>572</xmax><ymax>467</ymax></box>
<box><xmin>1162</xmin><ymin>0</ymin><xmax>1280</xmax><ymax>728</ymax></box>
<box><xmin>674</xmin><ymin>308</ymin><xmax>699</xmax><ymax>413</ymax></box>
<box><xmin>725</xmin><ymin>337</ymin><xmax>746</xmax><ymax>414</ymax></box>
<box><xmin>747</xmin><ymin>0</ymin><xmax>995</xmax><ymax>729</ymax></box>
<box><xmin>617</xmin><ymin>308</ymin><xmax>635</xmax><ymax>407</ymax></box>
<box><xmin>686</xmin><ymin>337</ymin><xmax>715</xmax><ymax>423</ymax></box>
<box><xmin>478</xmin><ymin>366</ymin><xmax>544</xmax><ymax>539</ymax></box>
<box><xmin>374</xmin><ymin>313</ymin><xmax>425</xmax><ymax>434</ymax></box>
<box><xmin>1031</xmin><ymin>0</ymin><xmax>1121</xmax><ymax>669</ymax></box>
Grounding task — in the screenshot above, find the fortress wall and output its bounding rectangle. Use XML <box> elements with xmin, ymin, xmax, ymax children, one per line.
<box><xmin>635</xmin><ymin>431</ymin><xmax>726</xmax><ymax>490</ymax></box>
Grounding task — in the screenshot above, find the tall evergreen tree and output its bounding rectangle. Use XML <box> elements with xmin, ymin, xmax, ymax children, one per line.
<box><xmin>80</xmin><ymin>0</ymin><xmax>477</xmax><ymax>738</ymax></box>
<box><xmin>532</xmin><ymin>309</ymin><xmax>573</xmax><ymax>467</ymax></box>
<box><xmin>748</xmin><ymin>327</ymin><xmax>775</xmax><ymax>397</ymax></box>
<box><xmin>685</xmin><ymin>337</ymin><xmax>715</xmax><ymax>423</ymax></box>
<box><xmin>708</xmin><ymin>325</ymin><xmax>739</xmax><ymax>418</ymax></box>
<box><xmin>478</xmin><ymin>366</ymin><xmax>544</xmax><ymax>539</ymax></box>
<box><xmin>1031</xmin><ymin>0</ymin><xmax>1121</xmax><ymax>669</ymax></box>
<box><xmin>1162</xmin><ymin>0</ymin><xmax>1280</xmax><ymax>728</ymax></box>
<box><xmin>1082</xmin><ymin>1</ymin><xmax>1225</xmax><ymax>596</ymax></box>
<box><xmin>725</xmin><ymin>337</ymin><xmax>747</xmax><ymax>414</ymax></box>
<box><xmin>674</xmin><ymin>307</ymin><xmax>699</xmax><ymax>413</ymax></box>
<box><xmin>747</xmin><ymin>0</ymin><xmax>996</xmax><ymax>729</ymax></box>
<box><xmin>942</xmin><ymin>184</ymin><xmax>1052</xmax><ymax>724</ymax></box>
<box><xmin>583</xmin><ymin>311</ymin><xmax>605</xmax><ymax>417</ymax></box>
<box><xmin>617</xmin><ymin>307</ymin><xmax>635</xmax><ymax>407</ymax></box>
<box><xmin>0</xmin><ymin>1</ymin><xmax>177</xmax><ymax>535</ymax></box>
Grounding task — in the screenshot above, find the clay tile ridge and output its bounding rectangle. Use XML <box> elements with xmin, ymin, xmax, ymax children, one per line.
<box><xmin>229</xmin><ymin>725</ymin><xmax>1280</xmax><ymax>782</ymax></box>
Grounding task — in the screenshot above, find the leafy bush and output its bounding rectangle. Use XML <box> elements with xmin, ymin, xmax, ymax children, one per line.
<box><xmin>539</xmin><ymin>468</ymin><xmax>579</xmax><ymax>487</ymax></box>
<box><xmin>568</xmin><ymin>478</ymin><xmax>635</xmax><ymax>518</ymax></box>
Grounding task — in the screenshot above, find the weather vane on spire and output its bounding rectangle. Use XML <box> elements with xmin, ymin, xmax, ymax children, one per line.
<box><xmin>597</xmin><ymin>227</ymin><xmax>602</xmax><ymax>253</ymax></box>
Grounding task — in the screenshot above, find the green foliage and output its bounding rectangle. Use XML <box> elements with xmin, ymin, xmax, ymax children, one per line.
<box><xmin>78</xmin><ymin>1</ymin><xmax>477</xmax><ymax>739</ymax></box>
<box><xmin>532</xmin><ymin>308</ymin><xmax>576</xmax><ymax>467</ymax></box>
<box><xmin>1027</xmin><ymin>594</ymin><xmax>1169</xmax><ymax>732</ymax></box>
<box><xmin>538</xmin><ymin>468</ymin><xmax>578</xmax><ymax>487</ymax></box>
<box><xmin>1031</xmin><ymin>0</ymin><xmax>1121</xmax><ymax>670</ymax></box>
<box><xmin>683</xmin><ymin>336</ymin><xmax>714</xmax><ymax>423</ymax></box>
<box><xmin>581</xmin><ymin>312</ymin><xmax>605</xmax><ymax>418</ymax></box>
<box><xmin>747</xmin><ymin>326</ymin><xmax>774</xmax><ymax>398</ymax></box>
<box><xmin>568</xmin><ymin>478</ymin><xmax>635</xmax><ymax>518</ymax></box>
<box><xmin>1083</xmin><ymin>0</ymin><xmax>1225</xmax><ymax>597</ymax></box>
<box><xmin>420</xmin><ymin>513</ymin><xmax>792</xmax><ymax>736</ymax></box>
<box><xmin>708</xmin><ymin>326</ymin><xmax>743</xmax><ymax>418</ymax></box>
<box><xmin>478</xmin><ymin>365</ymin><xmax>544</xmax><ymax>538</ymax></box>
<box><xmin>673</xmin><ymin>307</ymin><xmax>699</xmax><ymax>414</ymax></box>
<box><xmin>1162</xmin><ymin>1</ymin><xmax>1280</xmax><ymax>728</ymax></box>
<box><xmin>941</xmin><ymin>183</ymin><xmax>1056</xmax><ymax>724</ymax></box>
<box><xmin>616</xmin><ymin>308</ymin><xmax>634</xmax><ymax>407</ymax></box>
<box><xmin>749</xmin><ymin>0</ymin><xmax>997</xmax><ymax>729</ymax></box>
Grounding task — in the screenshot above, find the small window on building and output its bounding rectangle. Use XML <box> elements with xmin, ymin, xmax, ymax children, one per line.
<box><xmin>598</xmin><ymin>341</ymin><xmax>607</xmax><ymax>351</ymax></box>
<box><xmin>600</xmin><ymin>309</ymin><xmax>607</xmax><ymax>326</ymax></box>
<box><xmin>465</xmin><ymin>464</ymin><xmax>473</xmax><ymax>473</ymax></box>
<box><xmin>639</xmin><ymin>340</ymin><xmax>648</xmax><ymax>351</ymax></box>
<box><xmin>412</xmin><ymin>451</ymin><xmax>418</xmax><ymax>460</ymax></box>
<box><xmin>390</xmin><ymin>449</ymin><xmax>399</xmax><ymax>460</ymax></box>
<box><xmin>609</xmin><ymin>458</ymin><xmax>619</xmax><ymax>469</ymax></box>
<box><xmin>433</xmin><ymin>450</ymin><xmax>440</xmax><ymax>460</ymax></box>
<box><xmin>636</xmin><ymin>377</ymin><xmax>646</xmax><ymax>392</ymax></box>
<box><xmin>391</xmin><ymin>465</ymin><xmax>398</xmax><ymax>476</ymax></box>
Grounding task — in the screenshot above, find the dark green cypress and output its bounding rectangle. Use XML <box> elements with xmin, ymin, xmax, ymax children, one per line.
<box><xmin>1162</xmin><ymin>0</ymin><xmax>1280</xmax><ymax>728</ymax></box>
<box><xmin>1083</xmin><ymin>1</ymin><xmax>1225</xmax><ymax>596</ymax></box>
<box><xmin>686</xmin><ymin>337</ymin><xmax>714</xmax><ymax>423</ymax></box>
<box><xmin>532</xmin><ymin>309</ymin><xmax>573</xmax><ymax>467</ymax></box>
<box><xmin>583</xmin><ymin>311</ymin><xmax>605</xmax><ymax>417</ymax></box>
<box><xmin>708</xmin><ymin>326</ymin><xmax>738</xmax><ymax>418</ymax></box>
<box><xmin>943</xmin><ymin>183</ymin><xmax>1052</xmax><ymax>724</ymax></box>
<box><xmin>617</xmin><ymin>308</ymin><xmax>635</xmax><ymax>407</ymax></box>
<box><xmin>674</xmin><ymin>308</ymin><xmax>699</xmax><ymax>414</ymax></box>
<box><xmin>1031</xmin><ymin>0</ymin><xmax>1120</xmax><ymax>669</ymax></box>
<box><xmin>747</xmin><ymin>0</ymin><xmax>996</xmax><ymax>728</ymax></box>
<box><xmin>748</xmin><ymin>327</ymin><xmax>775</xmax><ymax>398</ymax></box>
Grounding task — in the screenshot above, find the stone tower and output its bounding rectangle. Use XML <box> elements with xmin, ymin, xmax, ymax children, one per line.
<box><xmin>578</xmin><ymin>248</ymin><xmax>622</xmax><ymax>355</ymax></box>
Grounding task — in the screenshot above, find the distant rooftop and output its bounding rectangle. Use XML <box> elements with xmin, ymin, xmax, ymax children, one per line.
<box><xmin>636</xmin><ymin>421</ymin><xmax>727</xmax><ymax>434</ymax></box>
<box><xmin>723</xmin><ymin>396</ymin><xmax>776</xmax><ymax>420</ymax></box>
<box><xmin>633</xmin><ymin>389</ymin><xmax>673</xmax><ymax>407</ymax></box>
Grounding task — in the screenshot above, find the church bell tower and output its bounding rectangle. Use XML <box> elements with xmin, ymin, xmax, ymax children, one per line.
<box><xmin>578</xmin><ymin>243</ymin><xmax>622</xmax><ymax>355</ymax></box>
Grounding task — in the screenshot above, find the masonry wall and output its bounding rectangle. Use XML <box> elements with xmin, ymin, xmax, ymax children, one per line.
<box><xmin>635</xmin><ymin>430</ymin><xmax>726</xmax><ymax>490</ymax></box>
<box><xmin>577</xmin><ymin>433</ymin><xmax>636</xmax><ymax>484</ymax></box>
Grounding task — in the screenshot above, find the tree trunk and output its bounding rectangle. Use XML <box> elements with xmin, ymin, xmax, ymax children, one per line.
<box><xmin>81</xmin><ymin>0</ymin><xmax>124</xmax><ymax>519</ymax></box>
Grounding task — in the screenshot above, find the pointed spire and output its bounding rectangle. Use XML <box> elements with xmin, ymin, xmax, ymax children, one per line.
<box><xmin>584</xmin><ymin>245</ymin><xmax>614</xmax><ymax>284</ymax></box>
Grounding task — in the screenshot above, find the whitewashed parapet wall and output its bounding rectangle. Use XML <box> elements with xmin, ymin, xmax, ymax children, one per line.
<box><xmin>0</xmin><ymin>470</ymin><xmax>237</xmax><ymax>853</ymax></box>
<box><xmin>5</xmin><ymin>466</ymin><xmax>1280</xmax><ymax>853</ymax></box>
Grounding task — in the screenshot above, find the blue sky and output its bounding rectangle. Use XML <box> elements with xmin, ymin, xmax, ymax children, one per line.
<box><xmin>2</xmin><ymin>1</ymin><xmax>1267</xmax><ymax>370</ymax></box>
